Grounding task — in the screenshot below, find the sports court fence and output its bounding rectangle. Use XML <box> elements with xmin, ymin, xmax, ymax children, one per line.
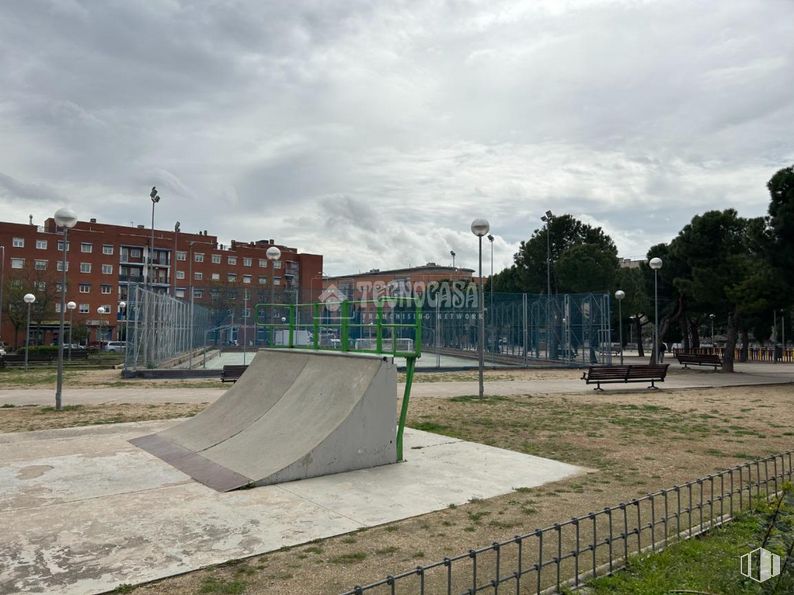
<box><xmin>123</xmin><ymin>285</ymin><xmax>211</xmax><ymax>370</ymax></box>
<box><xmin>342</xmin><ymin>450</ymin><xmax>793</xmax><ymax>595</ymax></box>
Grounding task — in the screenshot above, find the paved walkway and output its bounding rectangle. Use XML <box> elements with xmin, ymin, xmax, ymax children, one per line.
<box><xmin>0</xmin><ymin>422</ymin><xmax>583</xmax><ymax>594</ymax></box>
<box><xmin>1</xmin><ymin>362</ymin><xmax>792</xmax><ymax>407</ymax></box>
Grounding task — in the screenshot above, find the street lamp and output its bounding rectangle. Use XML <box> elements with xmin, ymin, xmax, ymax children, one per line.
<box><xmin>614</xmin><ymin>290</ymin><xmax>625</xmax><ymax>365</ymax></box>
<box><xmin>487</xmin><ymin>234</ymin><xmax>494</xmax><ymax>352</ymax></box>
<box><xmin>709</xmin><ymin>313</ymin><xmax>715</xmax><ymax>351</ymax></box>
<box><xmin>266</xmin><ymin>245</ymin><xmax>282</xmax><ymax>324</ymax></box>
<box><xmin>66</xmin><ymin>301</ymin><xmax>77</xmax><ymax>361</ymax></box>
<box><xmin>23</xmin><ymin>293</ymin><xmax>36</xmax><ymax>370</ymax></box>
<box><xmin>97</xmin><ymin>306</ymin><xmax>107</xmax><ymax>348</ymax></box>
<box><xmin>471</xmin><ymin>218</ymin><xmax>490</xmax><ymax>399</ymax></box>
<box><xmin>450</xmin><ymin>250</ymin><xmax>456</xmax><ymax>268</ymax></box>
<box><xmin>649</xmin><ymin>257</ymin><xmax>663</xmax><ymax>364</ymax></box>
<box><xmin>118</xmin><ymin>301</ymin><xmax>126</xmax><ymax>341</ymax></box>
<box><xmin>54</xmin><ymin>206</ymin><xmax>78</xmax><ymax>410</ymax></box>
<box><xmin>540</xmin><ymin>211</ymin><xmax>553</xmax><ymax>359</ymax></box>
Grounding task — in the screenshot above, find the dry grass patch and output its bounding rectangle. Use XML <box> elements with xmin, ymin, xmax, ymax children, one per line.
<box><xmin>0</xmin><ymin>402</ymin><xmax>206</xmax><ymax>433</ymax></box>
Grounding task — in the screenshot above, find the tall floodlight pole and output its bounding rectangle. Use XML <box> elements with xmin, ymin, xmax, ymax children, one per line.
<box><xmin>450</xmin><ymin>250</ymin><xmax>456</xmax><ymax>268</ymax></box>
<box><xmin>541</xmin><ymin>211</ymin><xmax>553</xmax><ymax>359</ymax></box>
<box><xmin>267</xmin><ymin>246</ymin><xmax>282</xmax><ymax>339</ymax></box>
<box><xmin>173</xmin><ymin>221</ymin><xmax>180</xmax><ymax>297</ymax></box>
<box><xmin>54</xmin><ymin>207</ymin><xmax>78</xmax><ymax>410</ymax></box>
<box><xmin>0</xmin><ymin>244</ymin><xmax>5</xmax><ymax>345</ymax></box>
<box><xmin>67</xmin><ymin>301</ymin><xmax>76</xmax><ymax>361</ymax></box>
<box><xmin>145</xmin><ymin>186</ymin><xmax>160</xmax><ymax>368</ymax></box>
<box><xmin>615</xmin><ymin>290</ymin><xmax>625</xmax><ymax>365</ymax></box>
<box><xmin>471</xmin><ymin>218</ymin><xmax>490</xmax><ymax>399</ymax></box>
<box><xmin>23</xmin><ymin>293</ymin><xmax>36</xmax><ymax>370</ymax></box>
<box><xmin>649</xmin><ymin>257</ymin><xmax>663</xmax><ymax>364</ymax></box>
<box><xmin>709</xmin><ymin>313</ymin><xmax>715</xmax><ymax>350</ymax></box>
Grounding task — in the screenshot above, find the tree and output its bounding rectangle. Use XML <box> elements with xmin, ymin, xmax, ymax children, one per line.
<box><xmin>664</xmin><ymin>210</ymin><xmax>778</xmax><ymax>372</ymax></box>
<box><xmin>768</xmin><ymin>165</ymin><xmax>794</xmax><ymax>280</ymax></box>
<box><xmin>513</xmin><ymin>214</ymin><xmax>619</xmax><ymax>294</ymax></box>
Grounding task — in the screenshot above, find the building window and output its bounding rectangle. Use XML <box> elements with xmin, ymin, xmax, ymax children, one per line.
<box><xmin>103</xmin><ymin>244</ymin><xmax>114</xmax><ymax>255</ymax></box>
<box><xmin>56</xmin><ymin>261</ymin><xmax>70</xmax><ymax>272</ymax></box>
<box><xmin>259</xmin><ymin>259</ymin><xmax>267</xmax><ymax>268</ymax></box>
<box><xmin>34</xmin><ymin>281</ymin><xmax>46</xmax><ymax>290</ymax></box>
<box><xmin>176</xmin><ymin>251</ymin><xmax>187</xmax><ymax>261</ymax></box>
<box><xmin>81</xmin><ymin>242</ymin><xmax>93</xmax><ymax>253</ymax></box>
<box><xmin>193</xmin><ymin>288</ymin><xmax>204</xmax><ymax>298</ymax></box>
<box><xmin>34</xmin><ymin>260</ymin><xmax>47</xmax><ymax>270</ymax></box>
<box><xmin>11</xmin><ymin>258</ymin><xmax>24</xmax><ymax>269</ymax></box>
<box><xmin>127</xmin><ymin>247</ymin><xmax>142</xmax><ymax>259</ymax></box>
<box><xmin>12</xmin><ymin>237</ymin><xmax>24</xmax><ymax>248</ymax></box>
<box><xmin>211</xmin><ymin>254</ymin><xmax>221</xmax><ymax>264</ymax></box>
<box><xmin>175</xmin><ymin>288</ymin><xmax>185</xmax><ymax>298</ymax></box>
<box><xmin>176</xmin><ymin>270</ymin><xmax>185</xmax><ymax>280</ymax></box>
<box><xmin>273</xmin><ymin>260</ymin><xmax>282</xmax><ymax>269</ymax></box>
<box><xmin>101</xmin><ymin>285</ymin><xmax>112</xmax><ymax>294</ymax></box>
<box><xmin>243</xmin><ymin>275</ymin><xmax>252</xmax><ymax>284</ymax></box>
<box><xmin>102</xmin><ymin>264</ymin><xmax>113</xmax><ymax>274</ymax></box>
<box><xmin>211</xmin><ymin>272</ymin><xmax>220</xmax><ymax>281</ymax></box>
<box><xmin>242</xmin><ymin>307</ymin><xmax>251</xmax><ymax>318</ymax></box>
<box><xmin>57</xmin><ymin>240</ymin><xmax>71</xmax><ymax>251</ymax></box>
<box><xmin>194</xmin><ymin>272</ymin><xmax>203</xmax><ymax>281</ymax></box>
<box><xmin>273</xmin><ymin>277</ymin><xmax>281</xmax><ymax>286</ymax></box>
<box><xmin>194</xmin><ymin>253</ymin><xmax>204</xmax><ymax>262</ymax></box>
<box><xmin>80</xmin><ymin>262</ymin><xmax>91</xmax><ymax>273</ymax></box>
<box><xmin>79</xmin><ymin>284</ymin><xmax>91</xmax><ymax>293</ymax></box>
<box><xmin>55</xmin><ymin>303</ymin><xmax>62</xmax><ymax>313</ymax></box>
<box><xmin>36</xmin><ymin>239</ymin><xmax>47</xmax><ymax>250</ymax></box>
<box><xmin>79</xmin><ymin>303</ymin><xmax>89</xmax><ymax>313</ymax></box>
<box><xmin>227</xmin><ymin>256</ymin><xmax>237</xmax><ymax>265</ymax></box>
<box><xmin>56</xmin><ymin>283</ymin><xmax>63</xmax><ymax>293</ymax></box>
<box><xmin>259</xmin><ymin>276</ymin><xmax>268</xmax><ymax>285</ymax></box>
<box><xmin>243</xmin><ymin>257</ymin><xmax>252</xmax><ymax>267</ymax></box>
<box><xmin>227</xmin><ymin>273</ymin><xmax>237</xmax><ymax>283</ymax></box>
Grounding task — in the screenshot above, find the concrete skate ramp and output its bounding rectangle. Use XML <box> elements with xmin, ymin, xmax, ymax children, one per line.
<box><xmin>131</xmin><ymin>350</ymin><xmax>397</xmax><ymax>491</ymax></box>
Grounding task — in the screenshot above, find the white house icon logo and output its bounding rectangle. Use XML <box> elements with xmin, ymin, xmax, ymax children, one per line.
<box><xmin>740</xmin><ymin>547</ymin><xmax>781</xmax><ymax>583</ymax></box>
<box><xmin>318</xmin><ymin>284</ymin><xmax>347</xmax><ymax>312</ymax></box>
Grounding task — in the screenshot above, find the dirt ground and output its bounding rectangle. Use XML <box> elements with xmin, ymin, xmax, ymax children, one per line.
<box><xmin>3</xmin><ymin>381</ymin><xmax>787</xmax><ymax>594</ymax></box>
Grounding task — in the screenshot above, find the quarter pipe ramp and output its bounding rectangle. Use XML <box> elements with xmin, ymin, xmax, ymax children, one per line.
<box><xmin>131</xmin><ymin>350</ymin><xmax>398</xmax><ymax>491</ymax></box>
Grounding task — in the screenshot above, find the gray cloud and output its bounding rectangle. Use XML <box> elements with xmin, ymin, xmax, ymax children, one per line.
<box><xmin>1</xmin><ymin>0</ymin><xmax>793</xmax><ymax>275</ymax></box>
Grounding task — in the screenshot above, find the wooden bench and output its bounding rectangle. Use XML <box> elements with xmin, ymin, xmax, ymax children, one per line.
<box><xmin>221</xmin><ymin>364</ymin><xmax>249</xmax><ymax>383</ymax></box>
<box><xmin>675</xmin><ymin>353</ymin><xmax>722</xmax><ymax>370</ymax></box>
<box><xmin>581</xmin><ymin>364</ymin><xmax>669</xmax><ymax>391</ymax></box>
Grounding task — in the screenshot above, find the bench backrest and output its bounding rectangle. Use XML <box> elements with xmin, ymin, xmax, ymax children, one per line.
<box><xmin>626</xmin><ymin>364</ymin><xmax>669</xmax><ymax>379</ymax></box>
<box><xmin>587</xmin><ymin>366</ymin><xmax>629</xmax><ymax>380</ymax></box>
<box><xmin>677</xmin><ymin>353</ymin><xmax>721</xmax><ymax>364</ymax></box>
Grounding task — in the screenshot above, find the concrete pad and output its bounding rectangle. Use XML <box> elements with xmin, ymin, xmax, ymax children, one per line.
<box><xmin>0</xmin><ymin>420</ymin><xmax>585</xmax><ymax>594</ymax></box>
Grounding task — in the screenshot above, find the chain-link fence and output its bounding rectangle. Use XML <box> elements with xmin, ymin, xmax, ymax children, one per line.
<box><xmin>123</xmin><ymin>287</ymin><xmax>611</xmax><ymax>370</ymax></box>
<box><xmin>123</xmin><ymin>285</ymin><xmax>211</xmax><ymax>370</ymax></box>
<box><xmin>421</xmin><ymin>291</ymin><xmax>612</xmax><ymax>367</ymax></box>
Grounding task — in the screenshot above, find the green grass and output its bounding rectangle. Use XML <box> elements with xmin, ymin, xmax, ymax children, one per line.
<box><xmin>198</xmin><ymin>576</ymin><xmax>247</xmax><ymax>594</ymax></box>
<box><xmin>588</xmin><ymin>490</ymin><xmax>794</xmax><ymax>594</ymax></box>
<box><xmin>330</xmin><ymin>552</ymin><xmax>367</xmax><ymax>564</ymax></box>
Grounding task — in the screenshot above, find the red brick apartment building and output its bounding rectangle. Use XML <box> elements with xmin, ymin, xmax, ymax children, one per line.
<box><xmin>323</xmin><ymin>263</ymin><xmax>475</xmax><ymax>302</ymax></box>
<box><xmin>0</xmin><ymin>217</ymin><xmax>322</xmax><ymax>348</ymax></box>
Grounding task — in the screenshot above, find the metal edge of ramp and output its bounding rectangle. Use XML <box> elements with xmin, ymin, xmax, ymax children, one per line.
<box><xmin>130</xmin><ymin>433</ymin><xmax>253</xmax><ymax>491</ymax></box>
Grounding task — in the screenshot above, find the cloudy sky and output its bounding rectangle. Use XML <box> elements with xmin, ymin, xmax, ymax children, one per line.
<box><xmin>1</xmin><ymin>0</ymin><xmax>793</xmax><ymax>275</ymax></box>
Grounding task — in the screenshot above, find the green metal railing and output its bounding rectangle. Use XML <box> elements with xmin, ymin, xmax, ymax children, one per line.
<box><xmin>254</xmin><ymin>298</ymin><xmax>422</xmax><ymax>460</ymax></box>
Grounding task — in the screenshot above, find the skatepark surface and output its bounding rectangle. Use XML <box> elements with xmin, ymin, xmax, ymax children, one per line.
<box><xmin>0</xmin><ymin>419</ymin><xmax>585</xmax><ymax>595</ymax></box>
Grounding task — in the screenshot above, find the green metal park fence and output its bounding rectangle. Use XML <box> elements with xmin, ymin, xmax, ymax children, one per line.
<box><xmin>342</xmin><ymin>450</ymin><xmax>793</xmax><ymax>595</ymax></box>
